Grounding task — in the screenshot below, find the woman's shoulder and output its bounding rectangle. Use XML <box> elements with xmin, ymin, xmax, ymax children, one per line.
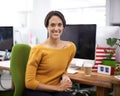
<box><xmin>31</xmin><ymin>44</ymin><xmax>44</xmax><ymax>50</ymax></box>
<box><xmin>62</xmin><ymin>41</ymin><xmax>76</xmax><ymax>48</ymax></box>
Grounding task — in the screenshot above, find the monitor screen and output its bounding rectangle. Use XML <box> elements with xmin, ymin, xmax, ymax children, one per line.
<box><xmin>0</xmin><ymin>26</ymin><xmax>13</xmax><ymax>52</ymax></box>
<box><xmin>61</xmin><ymin>24</ymin><xmax>96</xmax><ymax>60</ymax></box>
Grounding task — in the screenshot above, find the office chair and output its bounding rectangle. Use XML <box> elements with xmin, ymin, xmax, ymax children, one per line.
<box><xmin>10</xmin><ymin>44</ymin><xmax>31</xmax><ymax>96</ymax></box>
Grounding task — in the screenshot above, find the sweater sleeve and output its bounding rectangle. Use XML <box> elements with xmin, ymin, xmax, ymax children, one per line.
<box><xmin>25</xmin><ymin>46</ymin><xmax>42</xmax><ymax>90</ymax></box>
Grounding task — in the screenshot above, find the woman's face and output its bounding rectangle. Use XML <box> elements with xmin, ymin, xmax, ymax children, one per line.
<box><xmin>47</xmin><ymin>16</ymin><xmax>64</xmax><ymax>40</ymax></box>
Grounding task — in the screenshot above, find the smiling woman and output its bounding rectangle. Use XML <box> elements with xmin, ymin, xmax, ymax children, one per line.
<box><xmin>23</xmin><ymin>11</ymin><xmax>76</xmax><ymax>96</ymax></box>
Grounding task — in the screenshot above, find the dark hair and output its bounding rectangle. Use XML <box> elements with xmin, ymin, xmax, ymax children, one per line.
<box><xmin>44</xmin><ymin>11</ymin><xmax>66</xmax><ymax>28</ymax></box>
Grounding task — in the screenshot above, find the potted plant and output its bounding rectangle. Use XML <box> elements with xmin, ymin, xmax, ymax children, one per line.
<box><xmin>115</xmin><ymin>65</ymin><xmax>120</xmax><ymax>75</ymax></box>
<box><xmin>102</xmin><ymin>38</ymin><xmax>120</xmax><ymax>66</ymax></box>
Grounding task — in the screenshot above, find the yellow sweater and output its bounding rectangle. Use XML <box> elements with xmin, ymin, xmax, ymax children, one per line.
<box><xmin>25</xmin><ymin>42</ymin><xmax>76</xmax><ymax>90</ymax></box>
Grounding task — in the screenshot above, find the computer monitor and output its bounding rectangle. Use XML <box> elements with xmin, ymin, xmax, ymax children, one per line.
<box><xmin>0</xmin><ymin>26</ymin><xmax>14</xmax><ymax>52</ymax></box>
<box><xmin>61</xmin><ymin>24</ymin><xmax>96</xmax><ymax>66</ymax></box>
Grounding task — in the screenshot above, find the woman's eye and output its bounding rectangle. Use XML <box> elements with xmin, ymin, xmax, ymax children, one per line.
<box><xmin>51</xmin><ymin>23</ymin><xmax>55</xmax><ymax>27</ymax></box>
<box><xmin>58</xmin><ymin>23</ymin><xmax>62</xmax><ymax>27</ymax></box>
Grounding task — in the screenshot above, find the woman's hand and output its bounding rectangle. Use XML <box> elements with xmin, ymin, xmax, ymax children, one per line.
<box><xmin>58</xmin><ymin>74</ymin><xmax>72</xmax><ymax>91</ymax></box>
<box><xmin>61</xmin><ymin>74</ymin><xmax>72</xmax><ymax>83</ymax></box>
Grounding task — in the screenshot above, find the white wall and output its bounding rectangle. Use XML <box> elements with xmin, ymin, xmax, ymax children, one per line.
<box><xmin>0</xmin><ymin>0</ymin><xmax>33</xmax><ymax>27</ymax></box>
<box><xmin>14</xmin><ymin>0</ymin><xmax>51</xmax><ymax>45</ymax></box>
<box><xmin>96</xmin><ymin>26</ymin><xmax>120</xmax><ymax>62</ymax></box>
<box><xmin>26</xmin><ymin>0</ymin><xmax>52</xmax><ymax>45</ymax></box>
<box><xmin>96</xmin><ymin>26</ymin><xmax>120</xmax><ymax>47</ymax></box>
<box><xmin>106</xmin><ymin>0</ymin><xmax>120</xmax><ymax>25</ymax></box>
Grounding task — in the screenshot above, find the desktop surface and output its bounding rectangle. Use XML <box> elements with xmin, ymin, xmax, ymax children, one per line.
<box><xmin>0</xmin><ymin>60</ymin><xmax>10</xmax><ymax>70</ymax></box>
<box><xmin>67</xmin><ymin>68</ymin><xmax>120</xmax><ymax>96</ymax></box>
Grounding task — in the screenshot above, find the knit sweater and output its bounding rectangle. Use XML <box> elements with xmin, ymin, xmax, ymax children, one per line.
<box><xmin>25</xmin><ymin>42</ymin><xmax>76</xmax><ymax>90</ymax></box>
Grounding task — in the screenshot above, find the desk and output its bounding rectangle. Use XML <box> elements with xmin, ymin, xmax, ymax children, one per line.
<box><xmin>0</xmin><ymin>61</ymin><xmax>10</xmax><ymax>70</ymax></box>
<box><xmin>67</xmin><ymin>70</ymin><xmax>120</xmax><ymax>96</ymax></box>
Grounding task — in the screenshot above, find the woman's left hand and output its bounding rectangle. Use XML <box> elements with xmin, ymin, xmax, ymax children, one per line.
<box><xmin>60</xmin><ymin>74</ymin><xmax>72</xmax><ymax>91</ymax></box>
<box><xmin>61</xmin><ymin>74</ymin><xmax>72</xmax><ymax>82</ymax></box>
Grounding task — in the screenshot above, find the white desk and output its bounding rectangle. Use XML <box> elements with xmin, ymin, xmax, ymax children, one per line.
<box><xmin>0</xmin><ymin>61</ymin><xmax>10</xmax><ymax>70</ymax></box>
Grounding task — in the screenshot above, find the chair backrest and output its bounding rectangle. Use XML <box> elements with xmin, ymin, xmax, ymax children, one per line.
<box><xmin>10</xmin><ymin>44</ymin><xmax>31</xmax><ymax>96</ymax></box>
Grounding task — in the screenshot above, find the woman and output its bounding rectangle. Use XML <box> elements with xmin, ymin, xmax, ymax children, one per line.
<box><xmin>24</xmin><ymin>11</ymin><xmax>76</xmax><ymax>96</ymax></box>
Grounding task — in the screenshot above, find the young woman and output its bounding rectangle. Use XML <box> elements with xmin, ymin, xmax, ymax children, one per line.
<box><xmin>24</xmin><ymin>11</ymin><xmax>76</xmax><ymax>96</ymax></box>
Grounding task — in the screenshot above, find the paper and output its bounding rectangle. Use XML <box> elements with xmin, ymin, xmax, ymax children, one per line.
<box><xmin>114</xmin><ymin>75</ymin><xmax>120</xmax><ymax>80</ymax></box>
<box><xmin>67</xmin><ymin>68</ymin><xmax>78</xmax><ymax>74</ymax></box>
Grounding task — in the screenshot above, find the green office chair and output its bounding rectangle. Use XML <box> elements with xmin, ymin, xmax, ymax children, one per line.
<box><xmin>10</xmin><ymin>44</ymin><xmax>31</xmax><ymax>96</ymax></box>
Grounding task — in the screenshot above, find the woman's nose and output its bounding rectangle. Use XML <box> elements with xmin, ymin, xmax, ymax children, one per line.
<box><xmin>54</xmin><ymin>26</ymin><xmax>59</xmax><ymax>31</ymax></box>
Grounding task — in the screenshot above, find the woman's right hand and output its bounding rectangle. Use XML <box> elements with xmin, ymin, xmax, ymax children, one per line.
<box><xmin>58</xmin><ymin>79</ymin><xmax>72</xmax><ymax>92</ymax></box>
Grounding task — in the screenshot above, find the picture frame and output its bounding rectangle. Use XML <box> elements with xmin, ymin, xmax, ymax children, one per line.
<box><xmin>97</xmin><ymin>65</ymin><xmax>115</xmax><ymax>75</ymax></box>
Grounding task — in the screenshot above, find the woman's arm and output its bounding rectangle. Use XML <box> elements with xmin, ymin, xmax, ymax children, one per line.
<box><xmin>36</xmin><ymin>78</ymin><xmax>72</xmax><ymax>92</ymax></box>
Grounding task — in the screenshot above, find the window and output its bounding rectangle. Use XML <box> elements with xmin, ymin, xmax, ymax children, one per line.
<box><xmin>50</xmin><ymin>0</ymin><xmax>106</xmax><ymax>26</ymax></box>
